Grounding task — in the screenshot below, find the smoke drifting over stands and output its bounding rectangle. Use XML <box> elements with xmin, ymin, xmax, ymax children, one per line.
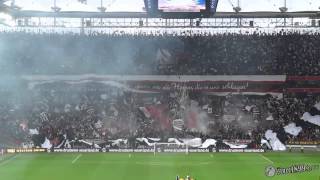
<box><xmin>0</xmin><ymin>30</ymin><xmax>319</xmax><ymax>150</ymax></box>
<box><xmin>0</xmin><ymin>31</ymin><xmax>319</xmax><ymax>75</ymax></box>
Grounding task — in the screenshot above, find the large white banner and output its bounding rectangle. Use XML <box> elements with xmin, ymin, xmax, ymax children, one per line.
<box><xmin>301</xmin><ymin>112</ymin><xmax>320</xmax><ymax>126</ymax></box>
<box><xmin>264</xmin><ymin>130</ymin><xmax>286</xmax><ymax>151</ymax></box>
<box><xmin>284</xmin><ymin>123</ymin><xmax>302</xmax><ymax>136</ymax></box>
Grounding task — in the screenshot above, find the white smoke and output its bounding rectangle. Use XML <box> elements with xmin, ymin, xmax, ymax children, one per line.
<box><xmin>175</xmin><ymin>88</ymin><xmax>211</xmax><ymax>134</ymax></box>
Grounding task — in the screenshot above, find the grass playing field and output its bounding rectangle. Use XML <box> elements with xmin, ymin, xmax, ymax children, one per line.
<box><xmin>0</xmin><ymin>152</ymin><xmax>319</xmax><ymax>180</ymax></box>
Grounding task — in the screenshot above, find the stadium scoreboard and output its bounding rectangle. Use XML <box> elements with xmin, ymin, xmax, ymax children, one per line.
<box><xmin>145</xmin><ymin>0</ymin><xmax>219</xmax><ymax>18</ymax></box>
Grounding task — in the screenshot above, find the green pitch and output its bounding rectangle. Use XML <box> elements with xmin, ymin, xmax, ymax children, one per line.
<box><xmin>0</xmin><ymin>152</ymin><xmax>319</xmax><ymax>180</ymax></box>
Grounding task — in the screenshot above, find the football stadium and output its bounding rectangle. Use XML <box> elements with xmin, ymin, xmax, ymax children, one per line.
<box><xmin>0</xmin><ymin>0</ymin><xmax>319</xmax><ymax>180</ymax></box>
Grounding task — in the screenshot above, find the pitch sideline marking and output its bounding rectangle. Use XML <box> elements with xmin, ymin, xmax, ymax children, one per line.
<box><xmin>72</xmin><ymin>154</ymin><xmax>82</xmax><ymax>164</ymax></box>
<box><xmin>259</xmin><ymin>154</ymin><xmax>274</xmax><ymax>164</ymax></box>
<box><xmin>0</xmin><ymin>154</ymin><xmax>19</xmax><ymax>166</ymax></box>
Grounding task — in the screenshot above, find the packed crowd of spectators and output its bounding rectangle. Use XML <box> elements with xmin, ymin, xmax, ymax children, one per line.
<box><xmin>0</xmin><ymin>82</ymin><xmax>319</xmax><ymax>148</ymax></box>
<box><xmin>0</xmin><ymin>30</ymin><xmax>320</xmax><ymax>75</ymax></box>
<box><xmin>0</xmin><ymin>30</ymin><xmax>319</xmax><ymax>149</ymax></box>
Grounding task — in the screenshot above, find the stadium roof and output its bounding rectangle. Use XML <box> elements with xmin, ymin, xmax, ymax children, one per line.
<box><xmin>5</xmin><ymin>0</ymin><xmax>320</xmax><ymax>12</ymax></box>
<box><xmin>0</xmin><ymin>0</ymin><xmax>319</xmax><ymax>27</ymax></box>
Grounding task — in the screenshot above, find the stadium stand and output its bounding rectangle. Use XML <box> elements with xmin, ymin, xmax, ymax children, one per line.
<box><xmin>0</xmin><ymin>31</ymin><xmax>319</xmax><ymax>75</ymax></box>
<box><xmin>0</xmin><ymin>30</ymin><xmax>319</xmax><ymax>150</ymax></box>
<box><xmin>1</xmin><ymin>1</ymin><xmax>320</xmax><ymax>179</ymax></box>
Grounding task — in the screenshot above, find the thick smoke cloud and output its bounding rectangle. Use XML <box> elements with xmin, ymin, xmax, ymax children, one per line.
<box><xmin>0</xmin><ymin>33</ymin><xmax>185</xmax><ymax>76</ymax></box>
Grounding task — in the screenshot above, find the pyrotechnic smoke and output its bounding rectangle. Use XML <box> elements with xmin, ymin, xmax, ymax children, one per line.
<box><xmin>223</xmin><ymin>95</ymin><xmax>258</xmax><ymax>135</ymax></box>
<box><xmin>176</xmin><ymin>87</ymin><xmax>211</xmax><ymax>134</ymax></box>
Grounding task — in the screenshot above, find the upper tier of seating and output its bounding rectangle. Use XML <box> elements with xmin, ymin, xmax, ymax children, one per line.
<box><xmin>0</xmin><ymin>31</ymin><xmax>319</xmax><ymax>75</ymax></box>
